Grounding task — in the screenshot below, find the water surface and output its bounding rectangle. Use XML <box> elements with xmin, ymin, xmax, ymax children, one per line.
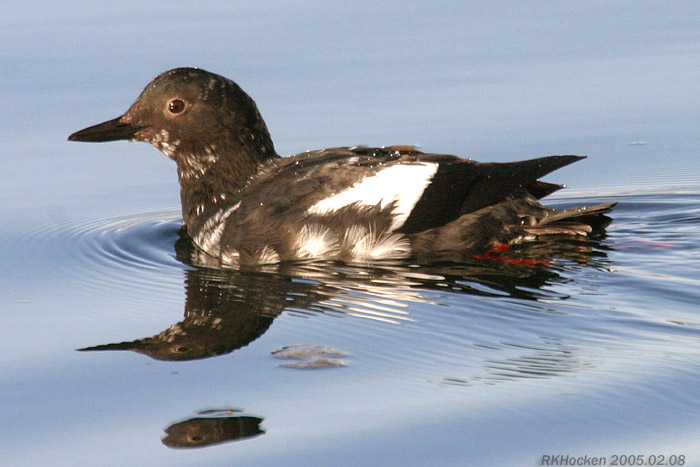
<box><xmin>3</xmin><ymin>3</ymin><xmax>700</xmax><ymax>466</ymax></box>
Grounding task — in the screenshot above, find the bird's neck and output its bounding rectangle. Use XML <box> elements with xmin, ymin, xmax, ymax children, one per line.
<box><xmin>175</xmin><ymin>141</ymin><xmax>278</xmax><ymax>233</ymax></box>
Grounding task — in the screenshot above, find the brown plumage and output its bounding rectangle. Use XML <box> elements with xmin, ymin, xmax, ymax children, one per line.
<box><xmin>69</xmin><ymin>67</ymin><xmax>615</xmax><ymax>267</ymax></box>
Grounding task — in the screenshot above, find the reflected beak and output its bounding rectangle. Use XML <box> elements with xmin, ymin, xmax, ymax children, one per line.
<box><xmin>68</xmin><ymin>116</ymin><xmax>143</xmax><ymax>142</ymax></box>
<box><xmin>78</xmin><ymin>341</ymin><xmax>143</xmax><ymax>351</ymax></box>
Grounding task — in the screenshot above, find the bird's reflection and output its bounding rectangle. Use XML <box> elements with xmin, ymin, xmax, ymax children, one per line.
<box><xmin>162</xmin><ymin>409</ymin><xmax>264</xmax><ymax>449</ymax></box>
<box><xmin>80</xmin><ymin>267</ymin><xmax>299</xmax><ymax>360</ymax></box>
<box><xmin>79</xmin><ymin>229</ymin><xmax>611</xmax><ymax>362</ymax></box>
<box><xmin>80</xmin><ymin>231</ymin><xmax>611</xmax><ymax>449</ymax></box>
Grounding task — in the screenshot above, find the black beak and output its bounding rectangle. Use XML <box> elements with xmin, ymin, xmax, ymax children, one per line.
<box><xmin>68</xmin><ymin>116</ymin><xmax>142</xmax><ymax>142</ymax></box>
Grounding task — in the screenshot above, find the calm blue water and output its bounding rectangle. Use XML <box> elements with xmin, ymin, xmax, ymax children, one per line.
<box><xmin>3</xmin><ymin>3</ymin><xmax>700</xmax><ymax>466</ymax></box>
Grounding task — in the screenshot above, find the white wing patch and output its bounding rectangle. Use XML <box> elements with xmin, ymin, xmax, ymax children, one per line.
<box><xmin>308</xmin><ymin>163</ymin><xmax>438</xmax><ymax>230</ymax></box>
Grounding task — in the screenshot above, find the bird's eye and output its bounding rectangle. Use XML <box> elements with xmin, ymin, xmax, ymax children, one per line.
<box><xmin>168</xmin><ymin>99</ymin><xmax>186</xmax><ymax>115</ymax></box>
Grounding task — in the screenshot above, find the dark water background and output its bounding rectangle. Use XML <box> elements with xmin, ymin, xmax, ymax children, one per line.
<box><xmin>3</xmin><ymin>3</ymin><xmax>700</xmax><ymax>466</ymax></box>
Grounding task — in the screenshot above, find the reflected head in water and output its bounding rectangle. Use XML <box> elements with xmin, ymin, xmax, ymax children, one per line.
<box><xmin>78</xmin><ymin>232</ymin><xmax>339</xmax><ymax>361</ymax></box>
<box><xmin>163</xmin><ymin>410</ymin><xmax>264</xmax><ymax>449</ymax></box>
<box><xmin>77</xmin><ymin>268</ymin><xmax>289</xmax><ymax>361</ymax></box>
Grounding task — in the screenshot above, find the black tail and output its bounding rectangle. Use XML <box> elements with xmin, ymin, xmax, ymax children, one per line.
<box><xmin>458</xmin><ymin>155</ymin><xmax>585</xmax><ymax>215</ymax></box>
<box><xmin>399</xmin><ymin>155</ymin><xmax>585</xmax><ymax>234</ymax></box>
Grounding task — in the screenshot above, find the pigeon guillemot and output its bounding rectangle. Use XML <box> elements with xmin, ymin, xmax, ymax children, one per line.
<box><xmin>69</xmin><ymin>67</ymin><xmax>615</xmax><ymax>267</ymax></box>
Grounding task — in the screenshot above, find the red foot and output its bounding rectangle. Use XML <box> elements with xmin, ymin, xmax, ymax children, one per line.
<box><xmin>474</xmin><ymin>244</ymin><xmax>551</xmax><ymax>267</ymax></box>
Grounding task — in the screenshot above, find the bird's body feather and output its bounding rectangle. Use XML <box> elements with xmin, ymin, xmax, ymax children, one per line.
<box><xmin>69</xmin><ymin>68</ymin><xmax>615</xmax><ymax>267</ymax></box>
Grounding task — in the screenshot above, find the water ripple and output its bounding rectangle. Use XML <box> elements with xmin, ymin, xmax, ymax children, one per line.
<box><xmin>20</xmin><ymin>208</ymin><xmax>185</xmax><ymax>306</ymax></box>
